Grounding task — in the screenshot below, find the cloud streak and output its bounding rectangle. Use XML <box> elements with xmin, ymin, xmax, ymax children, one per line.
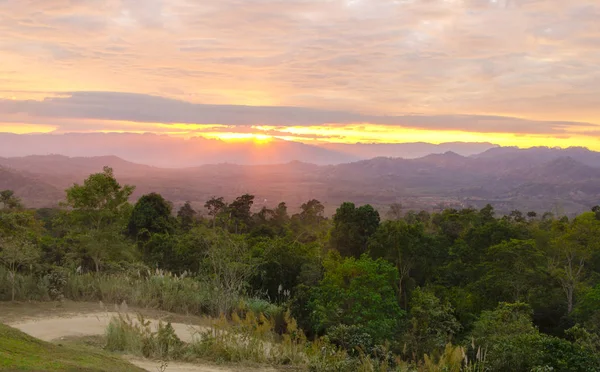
<box><xmin>0</xmin><ymin>91</ymin><xmax>597</xmax><ymax>135</ymax></box>
<box><xmin>0</xmin><ymin>0</ymin><xmax>598</xmax><ymax>142</ymax></box>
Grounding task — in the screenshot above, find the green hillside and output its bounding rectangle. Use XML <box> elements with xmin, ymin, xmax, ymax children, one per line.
<box><xmin>0</xmin><ymin>323</ymin><xmax>143</xmax><ymax>372</ymax></box>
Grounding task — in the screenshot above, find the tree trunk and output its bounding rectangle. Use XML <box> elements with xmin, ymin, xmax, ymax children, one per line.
<box><xmin>10</xmin><ymin>271</ymin><xmax>15</xmax><ymax>301</ymax></box>
<box><xmin>566</xmin><ymin>284</ymin><xmax>574</xmax><ymax>314</ymax></box>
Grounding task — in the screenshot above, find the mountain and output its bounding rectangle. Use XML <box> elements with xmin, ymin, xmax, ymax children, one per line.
<box><xmin>0</xmin><ymin>166</ymin><xmax>62</xmax><ymax>206</ymax></box>
<box><xmin>319</xmin><ymin>142</ymin><xmax>497</xmax><ymax>159</ymax></box>
<box><xmin>0</xmin><ymin>133</ymin><xmax>500</xmax><ymax>167</ymax></box>
<box><xmin>2</xmin><ymin>146</ymin><xmax>600</xmax><ymax>215</ymax></box>
<box><xmin>0</xmin><ymin>133</ymin><xmax>358</xmax><ymax>167</ymax></box>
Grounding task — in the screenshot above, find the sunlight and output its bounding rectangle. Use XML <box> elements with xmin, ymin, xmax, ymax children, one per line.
<box><xmin>200</xmin><ymin>132</ymin><xmax>274</xmax><ymax>144</ymax></box>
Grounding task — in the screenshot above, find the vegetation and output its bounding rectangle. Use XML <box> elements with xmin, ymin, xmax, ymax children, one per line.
<box><xmin>0</xmin><ymin>323</ymin><xmax>144</xmax><ymax>371</ymax></box>
<box><xmin>3</xmin><ymin>166</ymin><xmax>600</xmax><ymax>371</ymax></box>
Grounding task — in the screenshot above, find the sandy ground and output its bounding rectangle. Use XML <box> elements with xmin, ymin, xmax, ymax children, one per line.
<box><xmin>9</xmin><ymin>312</ymin><xmax>207</xmax><ymax>343</ymax></box>
<box><xmin>4</xmin><ymin>303</ymin><xmax>276</xmax><ymax>372</ymax></box>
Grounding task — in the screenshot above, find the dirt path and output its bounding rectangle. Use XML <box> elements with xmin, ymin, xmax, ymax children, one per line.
<box><xmin>9</xmin><ymin>312</ymin><xmax>206</xmax><ymax>343</ymax></box>
<box><xmin>5</xmin><ymin>306</ymin><xmax>276</xmax><ymax>372</ymax></box>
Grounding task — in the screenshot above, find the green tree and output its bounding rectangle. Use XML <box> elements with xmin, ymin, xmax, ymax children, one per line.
<box><xmin>369</xmin><ymin>220</ymin><xmax>434</xmax><ymax>305</ymax></box>
<box><xmin>177</xmin><ymin>202</ymin><xmax>197</xmax><ymax>231</ymax></box>
<box><xmin>0</xmin><ymin>236</ymin><xmax>40</xmax><ymax>301</ymax></box>
<box><xmin>250</xmin><ymin>237</ymin><xmax>318</xmax><ymax>302</ymax></box>
<box><xmin>548</xmin><ymin>213</ymin><xmax>600</xmax><ymax>314</ymax></box>
<box><xmin>311</xmin><ymin>254</ymin><xmax>404</xmax><ymax>343</ymax></box>
<box><xmin>128</xmin><ymin>192</ymin><xmax>176</xmax><ymax>239</ymax></box>
<box><xmin>204</xmin><ymin>196</ymin><xmax>227</xmax><ymax>228</ymax></box>
<box><xmin>403</xmin><ymin>287</ymin><xmax>461</xmax><ymax>360</ymax></box>
<box><xmin>330</xmin><ymin>202</ymin><xmax>380</xmax><ymax>258</ymax></box>
<box><xmin>64</xmin><ymin>167</ymin><xmax>135</xmax><ymax>272</ymax></box>
<box><xmin>229</xmin><ymin>194</ymin><xmax>255</xmax><ymax>233</ymax></box>
<box><xmin>478</xmin><ymin>239</ymin><xmax>547</xmax><ymax>304</ymax></box>
<box><xmin>0</xmin><ymin>190</ymin><xmax>22</xmax><ymax>210</ymax></box>
<box><xmin>291</xmin><ymin>199</ymin><xmax>326</xmax><ymax>243</ymax></box>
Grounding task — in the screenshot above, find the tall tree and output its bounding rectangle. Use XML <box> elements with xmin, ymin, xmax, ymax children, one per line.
<box><xmin>548</xmin><ymin>212</ymin><xmax>600</xmax><ymax>314</ymax></box>
<box><xmin>204</xmin><ymin>196</ymin><xmax>227</xmax><ymax>228</ymax></box>
<box><xmin>369</xmin><ymin>220</ymin><xmax>434</xmax><ymax>305</ymax></box>
<box><xmin>128</xmin><ymin>192</ymin><xmax>176</xmax><ymax>239</ymax></box>
<box><xmin>387</xmin><ymin>203</ymin><xmax>403</xmax><ymax>221</ymax></box>
<box><xmin>177</xmin><ymin>201</ymin><xmax>197</xmax><ymax>231</ymax></box>
<box><xmin>64</xmin><ymin>167</ymin><xmax>135</xmax><ymax>272</ymax></box>
<box><xmin>330</xmin><ymin>202</ymin><xmax>380</xmax><ymax>258</ymax></box>
<box><xmin>229</xmin><ymin>194</ymin><xmax>255</xmax><ymax>233</ymax></box>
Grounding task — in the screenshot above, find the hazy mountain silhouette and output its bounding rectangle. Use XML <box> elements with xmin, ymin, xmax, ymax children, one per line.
<box><xmin>0</xmin><ymin>133</ymin><xmax>498</xmax><ymax>167</ymax></box>
<box><xmin>2</xmin><ymin>145</ymin><xmax>599</xmax><ymax>215</ymax></box>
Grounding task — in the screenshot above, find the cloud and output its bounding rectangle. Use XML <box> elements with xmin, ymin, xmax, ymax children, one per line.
<box><xmin>0</xmin><ymin>91</ymin><xmax>598</xmax><ymax>135</ymax></box>
<box><xmin>0</xmin><ymin>0</ymin><xmax>598</xmax><ymax>132</ymax></box>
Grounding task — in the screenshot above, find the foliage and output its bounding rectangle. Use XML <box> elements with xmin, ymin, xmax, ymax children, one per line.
<box><xmin>403</xmin><ymin>288</ymin><xmax>461</xmax><ymax>360</ymax></box>
<box><xmin>4</xmin><ymin>166</ymin><xmax>600</xmax><ymax>371</ymax></box>
<box><xmin>311</xmin><ymin>254</ymin><xmax>404</xmax><ymax>344</ymax></box>
<box><xmin>330</xmin><ymin>202</ymin><xmax>380</xmax><ymax>258</ymax></box>
<box><xmin>128</xmin><ymin>192</ymin><xmax>177</xmax><ymax>239</ymax></box>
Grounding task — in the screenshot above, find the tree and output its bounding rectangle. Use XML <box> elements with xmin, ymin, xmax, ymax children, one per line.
<box><xmin>330</xmin><ymin>202</ymin><xmax>380</xmax><ymax>258</ymax></box>
<box><xmin>369</xmin><ymin>220</ymin><xmax>434</xmax><ymax>305</ymax></box>
<box><xmin>404</xmin><ymin>288</ymin><xmax>461</xmax><ymax>360</ymax></box>
<box><xmin>204</xmin><ymin>196</ymin><xmax>227</xmax><ymax>228</ymax></box>
<box><xmin>296</xmin><ymin>199</ymin><xmax>325</xmax><ymax>227</ymax></box>
<box><xmin>548</xmin><ymin>213</ymin><xmax>600</xmax><ymax>314</ymax></box>
<box><xmin>66</xmin><ymin>167</ymin><xmax>134</xmax><ymax>227</ymax></box>
<box><xmin>478</xmin><ymin>239</ymin><xmax>547</xmax><ymax>304</ymax></box>
<box><xmin>128</xmin><ymin>192</ymin><xmax>176</xmax><ymax>239</ymax></box>
<box><xmin>471</xmin><ymin>302</ymin><xmax>536</xmax><ymax>344</ymax></box>
<box><xmin>291</xmin><ymin>199</ymin><xmax>326</xmax><ymax>243</ymax></box>
<box><xmin>64</xmin><ymin>167</ymin><xmax>135</xmax><ymax>272</ymax></box>
<box><xmin>387</xmin><ymin>203</ymin><xmax>403</xmax><ymax>220</ymax></box>
<box><xmin>311</xmin><ymin>254</ymin><xmax>404</xmax><ymax>343</ymax></box>
<box><xmin>0</xmin><ymin>236</ymin><xmax>40</xmax><ymax>301</ymax></box>
<box><xmin>177</xmin><ymin>202</ymin><xmax>197</xmax><ymax>231</ymax></box>
<box><xmin>250</xmin><ymin>237</ymin><xmax>318</xmax><ymax>302</ymax></box>
<box><xmin>229</xmin><ymin>194</ymin><xmax>255</xmax><ymax>233</ymax></box>
<box><xmin>0</xmin><ymin>190</ymin><xmax>22</xmax><ymax>210</ymax></box>
<box><xmin>203</xmin><ymin>231</ymin><xmax>257</xmax><ymax>314</ymax></box>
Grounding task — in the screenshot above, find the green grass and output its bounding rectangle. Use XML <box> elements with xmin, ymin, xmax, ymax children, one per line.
<box><xmin>0</xmin><ymin>323</ymin><xmax>144</xmax><ymax>372</ymax></box>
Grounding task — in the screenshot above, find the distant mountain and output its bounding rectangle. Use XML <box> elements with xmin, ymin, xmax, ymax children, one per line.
<box><xmin>0</xmin><ymin>133</ymin><xmax>501</xmax><ymax>167</ymax></box>
<box><xmin>0</xmin><ymin>166</ymin><xmax>62</xmax><ymax>206</ymax></box>
<box><xmin>0</xmin><ymin>133</ymin><xmax>358</xmax><ymax>167</ymax></box>
<box><xmin>319</xmin><ymin>142</ymin><xmax>497</xmax><ymax>159</ymax></box>
<box><xmin>2</xmin><ymin>146</ymin><xmax>600</xmax><ymax>215</ymax></box>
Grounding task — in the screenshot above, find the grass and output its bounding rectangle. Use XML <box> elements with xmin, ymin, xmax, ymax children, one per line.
<box><xmin>0</xmin><ymin>323</ymin><xmax>144</xmax><ymax>372</ymax></box>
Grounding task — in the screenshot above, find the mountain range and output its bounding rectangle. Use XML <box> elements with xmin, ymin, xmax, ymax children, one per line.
<box><xmin>1</xmin><ymin>144</ymin><xmax>599</xmax><ymax>216</ymax></box>
<box><xmin>0</xmin><ymin>133</ymin><xmax>496</xmax><ymax>167</ymax></box>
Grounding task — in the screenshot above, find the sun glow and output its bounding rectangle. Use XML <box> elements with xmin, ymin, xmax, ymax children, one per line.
<box><xmin>200</xmin><ymin>132</ymin><xmax>274</xmax><ymax>144</ymax></box>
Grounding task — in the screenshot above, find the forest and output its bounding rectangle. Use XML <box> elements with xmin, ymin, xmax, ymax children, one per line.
<box><xmin>2</xmin><ymin>166</ymin><xmax>600</xmax><ymax>371</ymax></box>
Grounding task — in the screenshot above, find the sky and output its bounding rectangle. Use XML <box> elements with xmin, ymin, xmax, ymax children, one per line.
<box><xmin>0</xmin><ymin>0</ymin><xmax>599</xmax><ymax>149</ymax></box>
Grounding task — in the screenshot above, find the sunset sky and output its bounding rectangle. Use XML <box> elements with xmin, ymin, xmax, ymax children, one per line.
<box><xmin>1</xmin><ymin>0</ymin><xmax>599</xmax><ymax>149</ymax></box>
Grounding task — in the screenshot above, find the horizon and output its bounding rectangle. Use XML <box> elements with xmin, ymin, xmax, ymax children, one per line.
<box><xmin>1</xmin><ymin>1</ymin><xmax>600</xmax><ymax>150</ymax></box>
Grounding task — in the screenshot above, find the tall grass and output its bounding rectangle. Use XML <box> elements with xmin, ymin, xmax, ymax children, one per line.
<box><xmin>0</xmin><ymin>267</ymin><xmax>243</xmax><ymax>317</ymax></box>
<box><xmin>103</xmin><ymin>310</ymin><xmax>486</xmax><ymax>372</ymax></box>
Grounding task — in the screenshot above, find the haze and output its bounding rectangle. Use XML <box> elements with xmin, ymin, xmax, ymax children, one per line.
<box><xmin>1</xmin><ymin>0</ymin><xmax>599</xmax><ymax>155</ymax></box>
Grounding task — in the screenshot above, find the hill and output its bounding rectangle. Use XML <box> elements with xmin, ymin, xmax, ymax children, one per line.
<box><xmin>0</xmin><ymin>323</ymin><xmax>143</xmax><ymax>371</ymax></box>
